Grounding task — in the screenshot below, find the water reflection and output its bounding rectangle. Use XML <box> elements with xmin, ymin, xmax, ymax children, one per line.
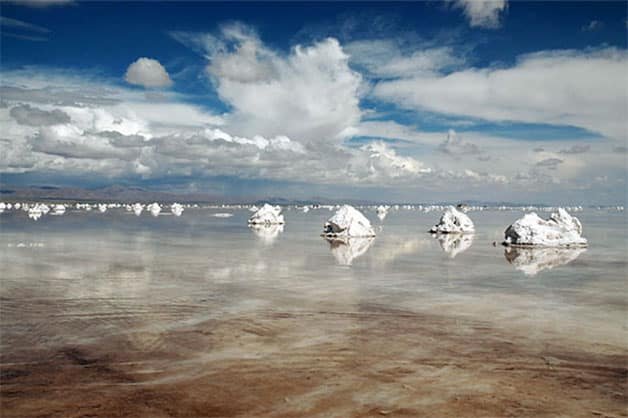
<box><xmin>432</xmin><ymin>233</ymin><xmax>474</xmax><ymax>258</ymax></box>
<box><xmin>504</xmin><ymin>246</ymin><xmax>586</xmax><ymax>276</ymax></box>
<box><xmin>249</xmin><ymin>224</ymin><xmax>284</xmax><ymax>245</ymax></box>
<box><xmin>324</xmin><ymin>237</ymin><xmax>375</xmax><ymax>266</ymax></box>
<box><xmin>373</xmin><ymin>237</ymin><xmax>429</xmax><ymax>266</ymax></box>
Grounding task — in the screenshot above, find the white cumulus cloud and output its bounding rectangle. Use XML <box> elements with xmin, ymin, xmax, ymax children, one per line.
<box><xmin>451</xmin><ymin>0</ymin><xmax>508</xmax><ymax>29</ymax></box>
<box><xmin>174</xmin><ymin>24</ymin><xmax>362</xmax><ymax>145</ymax></box>
<box><xmin>124</xmin><ymin>57</ymin><xmax>173</xmax><ymax>88</ymax></box>
<box><xmin>345</xmin><ymin>40</ymin><xmax>464</xmax><ymax>78</ymax></box>
<box><xmin>373</xmin><ymin>48</ymin><xmax>628</xmax><ymax>141</ymax></box>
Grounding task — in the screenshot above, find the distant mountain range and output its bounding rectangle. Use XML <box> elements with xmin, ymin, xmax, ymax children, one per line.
<box><xmin>0</xmin><ymin>185</ymin><xmax>221</xmax><ymax>204</ymax></box>
<box><xmin>0</xmin><ymin>184</ymin><xmax>558</xmax><ymax>207</ymax></box>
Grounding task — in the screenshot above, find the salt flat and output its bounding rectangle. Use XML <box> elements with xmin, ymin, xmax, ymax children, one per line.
<box><xmin>1</xmin><ymin>208</ymin><xmax>626</xmax><ymax>417</ymax></box>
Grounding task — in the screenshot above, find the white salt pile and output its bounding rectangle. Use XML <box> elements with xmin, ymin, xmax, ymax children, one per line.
<box><xmin>248</xmin><ymin>204</ymin><xmax>285</xmax><ymax>225</ymax></box>
<box><xmin>503</xmin><ymin>208</ymin><xmax>587</xmax><ymax>247</ymax></box>
<box><xmin>325</xmin><ymin>237</ymin><xmax>374</xmax><ymax>266</ymax></box>
<box><xmin>504</xmin><ymin>247</ymin><xmax>586</xmax><ymax>276</ymax></box>
<box><xmin>28</xmin><ymin>204</ymin><xmax>45</xmax><ymax>220</ymax></box>
<box><xmin>147</xmin><ymin>202</ymin><xmax>161</xmax><ymax>217</ymax></box>
<box><xmin>132</xmin><ymin>203</ymin><xmax>144</xmax><ymax>216</ymax></box>
<box><xmin>51</xmin><ymin>204</ymin><xmax>66</xmax><ymax>215</ymax></box>
<box><xmin>376</xmin><ymin>205</ymin><xmax>389</xmax><ymax>221</ymax></box>
<box><xmin>433</xmin><ymin>233</ymin><xmax>474</xmax><ymax>258</ymax></box>
<box><xmin>322</xmin><ymin>205</ymin><xmax>375</xmax><ymax>238</ymax></box>
<box><xmin>98</xmin><ymin>204</ymin><xmax>108</xmax><ymax>213</ymax></box>
<box><xmin>249</xmin><ymin>205</ymin><xmax>259</xmax><ymax>212</ymax></box>
<box><xmin>429</xmin><ymin>206</ymin><xmax>475</xmax><ymax>234</ymax></box>
<box><xmin>171</xmin><ymin>203</ymin><xmax>184</xmax><ymax>216</ymax></box>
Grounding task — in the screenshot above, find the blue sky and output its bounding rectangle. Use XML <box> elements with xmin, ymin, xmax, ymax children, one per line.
<box><xmin>1</xmin><ymin>1</ymin><xmax>626</xmax><ymax>203</ymax></box>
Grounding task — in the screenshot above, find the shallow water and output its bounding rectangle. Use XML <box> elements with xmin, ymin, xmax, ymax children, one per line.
<box><xmin>1</xmin><ymin>208</ymin><xmax>626</xmax><ymax>417</ymax></box>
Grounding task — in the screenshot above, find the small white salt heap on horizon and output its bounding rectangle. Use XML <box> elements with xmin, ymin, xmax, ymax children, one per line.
<box><xmin>148</xmin><ymin>202</ymin><xmax>161</xmax><ymax>217</ymax></box>
<box><xmin>503</xmin><ymin>208</ymin><xmax>587</xmax><ymax>247</ymax></box>
<box><xmin>28</xmin><ymin>204</ymin><xmax>47</xmax><ymax>220</ymax></box>
<box><xmin>171</xmin><ymin>203</ymin><xmax>184</xmax><ymax>216</ymax></box>
<box><xmin>429</xmin><ymin>206</ymin><xmax>475</xmax><ymax>234</ymax></box>
<box><xmin>376</xmin><ymin>205</ymin><xmax>389</xmax><ymax>221</ymax></box>
<box><xmin>132</xmin><ymin>203</ymin><xmax>144</xmax><ymax>216</ymax></box>
<box><xmin>248</xmin><ymin>204</ymin><xmax>285</xmax><ymax>225</ymax></box>
<box><xmin>322</xmin><ymin>205</ymin><xmax>376</xmax><ymax>238</ymax></box>
<box><xmin>52</xmin><ymin>204</ymin><xmax>66</xmax><ymax>215</ymax></box>
<box><xmin>98</xmin><ymin>204</ymin><xmax>107</xmax><ymax>213</ymax></box>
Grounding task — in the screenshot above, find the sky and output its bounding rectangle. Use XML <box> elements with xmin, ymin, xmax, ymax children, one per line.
<box><xmin>0</xmin><ymin>0</ymin><xmax>626</xmax><ymax>204</ymax></box>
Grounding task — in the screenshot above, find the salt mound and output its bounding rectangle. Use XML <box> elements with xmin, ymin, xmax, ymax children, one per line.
<box><xmin>171</xmin><ymin>203</ymin><xmax>184</xmax><ymax>216</ymax></box>
<box><xmin>322</xmin><ymin>205</ymin><xmax>376</xmax><ymax>238</ymax></box>
<box><xmin>504</xmin><ymin>247</ymin><xmax>586</xmax><ymax>276</ymax></box>
<box><xmin>433</xmin><ymin>233</ymin><xmax>474</xmax><ymax>258</ymax></box>
<box><xmin>376</xmin><ymin>205</ymin><xmax>389</xmax><ymax>221</ymax></box>
<box><xmin>52</xmin><ymin>204</ymin><xmax>66</xmax><ymax>215</ymax></box>
<box><xmin>98</xmin><ymin>204</ymin><xmax>107</xmax><ymax>213</ymax></box>
<box><xmin>147</xmin><ymin>202</ymin><xmax>161</xmax><ymax>217</ymax></box>
<box><xmin>325</xmin><ymin>237</ymin><xmax>374</xmax><ymax>266</ymax></box>
<box><xmin>28</xmin><ymin>204</ymin><xmax>46</xmax><ymax>220</ymax></box>
<box><xmin>429</xmin><ymin>206</ymin><xmax>474</xmax><ymax>234</ymax></box>
<box><xmin>248</xmin><ymin>204</ymin><xmax>284</xmax><ymax>225</ymax></box>
<box><xmin>503</xmin><ymin>208</ymin><xmax>587</xmax><ymax>247</ymax></box>
<box><xmin>132</xmin><ymin>203</ymin><xmax>144</xmax><ymax>216</ymax></box>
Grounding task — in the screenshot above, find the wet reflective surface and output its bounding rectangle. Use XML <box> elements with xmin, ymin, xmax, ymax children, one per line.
<box><xmin>1</xmin><ymin>208</ymin><xmax>626</xmax><ymax>417</ymax></box>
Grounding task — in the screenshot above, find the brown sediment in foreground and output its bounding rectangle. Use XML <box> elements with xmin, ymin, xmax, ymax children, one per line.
<box><xmin>1</xmin><ymin>304</ymin><xmax>626</xmax><ymax>418</ymax></box>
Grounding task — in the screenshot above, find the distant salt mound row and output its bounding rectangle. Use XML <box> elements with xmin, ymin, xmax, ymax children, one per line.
<box><xmin>322</xmin><ymin>205</ymin><xmax>375</xmax><ymax>238</ymax></box>
<box><xmin>504</xmin><ymin>247</ymin><xmax>586</xmax><ymax>276</ymax></box>
<box><xmin>503</xmin><ymin>208</ymin><xmax>587</xmax><ymax>247</ymax></box>
<box><xmin>248</xmin><ymin>203</ymin><xmax>285</xmax><ymax>225</ymax></box>
<box><xmin>429</xmin><ymin>206</ymin><xmax>474</xmax><ymax>234</ymax></box>
<box><xmin>326</xmin><ymin>237</ymin><xmax>374</xmax><ymax>266</ymax></box>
